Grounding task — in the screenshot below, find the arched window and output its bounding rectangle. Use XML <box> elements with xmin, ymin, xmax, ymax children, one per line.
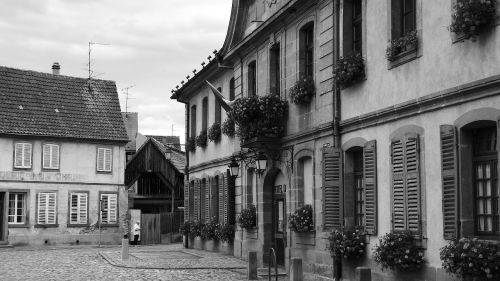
<box><xmin>297</xmin><ymin>156</ymin><xmax>313</xmax><ymax>205</ymax></box>
<box><xmin>299</xmin><ymin>22</ymin><xmax>314</xmax><ymax>78</ymax></box>
<box><xmin>248</xmin><ymin>61</ymin><xmax>257</xmax><ymax>97</ymax></box>
<box><xmin>190</xmin><ymin>105</ymin><xmax>197</xmax><ymax>137</ymax></box>
<box><xmin>343</xmin><ymin>0</ymin><xmax>363</xmax><ymax>55</ymax></box>
<box><xmin>201</xmin><ymin>178</ymin><xmax>207</xmax><ymax>222</ymax></box>
<box><xmin>202</xmin><ymin>97</ymin><xmax>208</xmax><ymax>132</ymax></box>
<box><xmin>344</xmin><ymin>147</ymin><xmax>364</xmax><ymax>228</ymax></box>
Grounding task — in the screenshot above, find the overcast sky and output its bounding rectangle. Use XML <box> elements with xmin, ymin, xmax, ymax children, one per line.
<box><xmin>0</xmin><ymin>0</ymin><xmax>232</xmax><ymax>146</ymax></box>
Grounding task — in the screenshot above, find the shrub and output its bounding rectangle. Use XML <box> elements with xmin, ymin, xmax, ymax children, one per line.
<box><xmin>221</xmin><ymin>118</ymin><xmax>235</xmax><ymax>137</ymax></box>
<box><xmin>189</xmin><ymin>220</ymin><xmax>204</xmax><ymax>238</ymax></box>
<box><xmin>373</xmin><ymin>231</ymin><xmax>425</xmax><ymax>272</ymax></box>
<box><xmin>195</xmin><ymin>130</ymin><xmax>207</xmax><ymax>148</ymax></box>
<box><xmin>228</xmin><ymin>95</ymin><xmax>288</xmax><ymax>141</ymax></box>
<box><xmin>289</xmin><ymin>77</ymin><xmax>315</xmax><ymax>105</ymax></box>
<box><xmin>449</xmin><ymin>0</ymin><xmax>497</xmax><ymax>41</ymax></box>
<box><xmin>186</xmin><ymin>136</ymin><xmax>196</xmax><ymax>152</ymax></box>
<box><xmin>333</xmin><ymin>53</ymin><xmax>365</xmax><ymax>89</ymax></box>
<box><xmin>201</xmin><ymin>218</ymin><xmax>219</xmax><ymax>241</ymax></box>
<box><xmin>179</xmin><ymin>220</ymin><xmax>191</xmax><ymax>236</ymax></box>
<box><xmin>440</xmin><ymin>237</ymin><xmax>500</xmax><ymax>280</ymax></box>
<box><xmin>288</xmin><ymin>204</ymin><xmax>314</xmax><ymax>232</ymax></box>
<box><xmin>238</xmin><ymin>204</ymin><xmax>257</xmax><ymax>229</ymax></box>
<box><xmin>386</xmin><ymin>30</ymin><xmax>418</xmax><ymax>61</ymax></box>
<box><xmin>328</xmin><ymin>227</ymin><xmax>366</xmax><ymax>259</ymax></box>
<box><xmin>208</xmin><ymin>122</ymin><xmax>221</xmax><ymax>142</ymax></box>
<box><xmin>216</xmin><ymin>224</ymin><xmax>235</xmax><ymax>243</ymax></box>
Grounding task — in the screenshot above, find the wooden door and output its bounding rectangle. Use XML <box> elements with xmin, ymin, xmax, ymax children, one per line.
<box><xmin>141</xmin><ymin>213</ymin><xmax>161</xmax><ymax>244</ymax></box>
<box><xmin>273</xmin><ymin>194</ymin><xmax>286</xmax><ymax>266</ymax></box>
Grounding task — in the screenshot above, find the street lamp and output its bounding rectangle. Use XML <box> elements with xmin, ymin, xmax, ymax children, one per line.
<box><xmin>256</xmin><ymin>153</ymin><xmax>267</xmax><ymax>175</ymax></box>
<box><xmin>228</xmin><ymin>157</ymin><xmax>240</xmax><ymax>178</ymax></box>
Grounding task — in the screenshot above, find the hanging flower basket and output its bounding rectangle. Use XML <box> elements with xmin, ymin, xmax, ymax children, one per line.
<box><xmin>333</xmin><ymin>53</ymin><xmax>366</xmax><ymax>89</ymax></box>
<box><xmin>186</xmin><ymin>136</ymin><xmax>196</xmax><ymax>152</ymax></box>
<box><xmin>328</xmin><ymin>227</ymin><xmax>366</xmax><ymax>259</ymax></box>
<box><xmin>440</xmin><ymin>237</ymin><xmax>500</xmax><ymax>280</ymax></box>
<box><xmin>227</xmin><ymin>95</ymin><xmax>288</xmax><ymax>142</ymax></box>
<box><xmin>288</xmin><ymin>204</ymin><xmax>314</xmax><ymax>232</ymax></box>
<box><xmin>208</xmin><ymin>122</ymin><xmax>221</xmax><ymax>142</ymax></box>
<box><xmin>373</xmin><ymin>231</ymin><xmax>425</xmax><ymax>272</ymax></box>
<box><xmin>221</xmin><ymin>118</ymin><xmax>235</xmax><ymax>138</ymax></box>
<box><xmin>195</xmin><ymin>130</ymin><xmax>207</xmax><ymax>148</ymax></box>
<box><xmin>386</xmin><ymin>30</ymin><xmax>418</xmax><ymax>61</ymax></box>
<box><xmin>449</xmin><ymin>0</ymin><xmax>497</xmax><ymax>41</ymax></box>
<box><xmin>289</xmin><ymin>77</ymin><xmax>316</xmax><ymax>105</ymax></box>
<box><xmin>238</xmin><ymin>204</ymin><xmax>257</xmax><ymax>229</ymax></box>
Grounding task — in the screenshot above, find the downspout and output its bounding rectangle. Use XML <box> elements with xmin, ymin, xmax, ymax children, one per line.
<box><xmin>184</xmin><ymin>102</ymin><xmax>190</xmax><ymax>219</ymax></box>
<box><xmin>333</xmin><ymin>0</ymin><xmax>341</xmax><ymax>148</ymax></box>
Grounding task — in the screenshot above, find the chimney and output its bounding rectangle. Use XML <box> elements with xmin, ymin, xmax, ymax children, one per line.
<box><xmin>52</xmin><ymin>62</ymin><xmax>60</xmax><ymax>75</ymax></box>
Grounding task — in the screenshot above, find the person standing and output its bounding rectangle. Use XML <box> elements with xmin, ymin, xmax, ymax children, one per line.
<box><xmin>133</xmin><ymin>221</ymin><xmax>140</xmax><ymax>246</ymax></box>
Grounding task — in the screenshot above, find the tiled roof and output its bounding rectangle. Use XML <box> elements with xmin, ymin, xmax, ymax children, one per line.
<box><xmin>147</xmin><ymin>135</ymin><xmax>181</xmax><ymax>149</ymax></box>
<box><xmin>150</xmin><ymin>137</ymin><xmax>185</xmax><ymax>173</ymax></box>
<box><xmin>0</xmin><ymin>66</ymin><xmax>128</xmax><ymax>142</ymax></box>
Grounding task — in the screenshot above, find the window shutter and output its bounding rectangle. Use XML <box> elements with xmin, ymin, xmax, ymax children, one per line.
<box><xmin>194</xmin><ymin>180</ymin><xmax>200</xmax><ymax>221</ymax></box>
<box><xmin>52</xmin><ymin>145</ymin><xmax>60</xmax><ymax>169</ymax></box>
<box><xmin>211</xmin><ymin>177</ymin><xmax>218</xmax><ymax>221</ymax></box>
<box><xmin>70</xmin><ymin>194</ymin><xmax>78</xmax><ymax>224</ymax></box>
<box><xmin>405</xmin><ymin>135</ymin><xmax>421</xmax><ymax>235</ymax></box>
<box><xmin>43</xmin><ymin>144</ymin><xmax>51</xmax><ymax>168</ymax></box>
<box><xmin>322</xmin><ymin>147</ymin><xmax>343</xmax><ymax>229</ymax></box>
<box><xmin>440</xmin><ymin>125</ymin><xmax>458</xmax><ymax>240</ymax></box>
<box><xmin>391</xmin><ymin>139</ymin><xmax>406</xmax><ymax>231</ymax></box>
<box><xmin>79</xmin><ymin>193</ymin><xmax>88</xmax><ymax>224</ymax></box>
<box><xmin>101</xmin><ymin>194</ymin><xmax>108</xmax><ymax>223</ymax></box>
<box><xmin>226</xmin><ymin>170</ymin><xmax>235</xmax><ymax>225</ymax></box>
<box><xmin>363</xmin><ymin>140</ymin><xmax>378</xmax><ymax>235</ymax></box>
<box><xmin>97</xmin><ymin>148</ymin><xmax>105</xmax><ymax>171</ymax></box>
<box><xmin>108</xmin><ymin>194</ymin><xmax>117</xmax><ymax>224</ymax></box>
<box><xmin>15</xmin><ymin>143</ymin><xmax>23</xmax><ymax>167</ymax></box>
<box><xmin>23</xmin><ymin>143</ymin><xmax>32</xmax><ymax>168</ymax></box>
<box><xmin>200</xmin><ymin>180</ymin><xmax>205</xmax><ymax>222</ymax></box>
<box><xmin>104</xmin><ymin>148</ymin><xmax>112</xmax><ymax>171</ymax></box>
<box><xmin>223</xmin><ymin>174</ymin><xmax>229</xmax><ymax>225</ymax></box>
<box><xmin>218</xmin><ymin>175</ymin><xmax>225</xmax><ymax>224</ymax></box>
<box><xmin>38</xmin><ymin>193</ymin><xmax>47</xmax><ymax>224</ymax></box>
<box><xmin>184</xmin><ymin>180</ymin><xmax>189</xmax><ymax>221</ymax></box>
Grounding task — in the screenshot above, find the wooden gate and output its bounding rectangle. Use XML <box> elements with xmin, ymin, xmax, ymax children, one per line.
<box><xmin>140</xmin><ymin>213</ymin><xmax>161</xmax><ymax>245</ymax></box>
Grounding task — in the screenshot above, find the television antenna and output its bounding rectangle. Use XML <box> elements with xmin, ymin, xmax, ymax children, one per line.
<box><xmin>87</xmin><ymin>41</ymin><xmax>111</xmax><ymax>91</ymax></box>
<box><xmin>121</xmin><ymin>85</ymin><xmax>136</xmax><ymax>113</ymax></box>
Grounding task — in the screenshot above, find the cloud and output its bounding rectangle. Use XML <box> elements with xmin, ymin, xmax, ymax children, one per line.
<box><xmin>0</xmin><ymin>0</ymin><xmax>232</xmax><ymax>146</ymax></box>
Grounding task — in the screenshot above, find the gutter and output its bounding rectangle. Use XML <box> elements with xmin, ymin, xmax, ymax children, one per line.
<box><xmin>333</xmin><ymin>0</ymin><xmax>341</xmax><ymax>148</ymax></box>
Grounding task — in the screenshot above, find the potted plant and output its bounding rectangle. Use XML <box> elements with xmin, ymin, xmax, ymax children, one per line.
<box><xmin>179</xmin><ymin>220</ymin><xmax>191</xmax><ymax>248</ymax></box>
<box><xmin>449</xmin><ymin>0</ymin><xmax>497</xmax><ymax>41</ymax></box>
<box><xmin>328</xmin><ymin>227</ymin><xmax>366</xmax><ymax>259</ymax></box>
<box><xmin>289</xmin><ymin>77</ymin><xmax>316</xmax><ymax>105</ymax></box>
<box><xmin>373</xmin><ymin>231</ymin><xmax>425</xmax><ymax>272</ymax></box>
<box><xmin>186</xmin><ymin>136</ymin><xmax>196</xmax><ymax>152</ymax></box>
<box><xmin>195</xmin><ymin>129</ymin><xmax>207</xmax><ymax>148</ymax></box>
<box><xmin>440</xmin><ymin>237</ymin><xmax>500</xmax><ymax>280</ymax></box>
<box><xmin>238</xmin><ymin>204</ymin><xmax>257</xmax><ymax>229</ymax></box>
<box><xmin>189</xmin><ymin>220</ymin><xmax>204</xmax><ymax>239</ymax></box>
<box><xmin>208</xmin><ymin>122</ymin><xmax>221</xmax><ymax>142</ymax></box>
<box><xmin>288</xmin><ymin>204</ymin><xmax>314</xmax><ymax>232</ymax></box>
<box><xmin>216</xmin><ymin>224</ymin><xmax>235</xmax><ymax>243</ymax></box>
<box><xmin>221</xmin><ymin>118</ymin><xmax>235</xmax><ymax>138</ymax></box>
<box><xmin>333</xmin><ymin>53</ymin><xmax>366</xmax><ymax>89</ymax></box>
<box><xmin>201</xmin><ymin>218</ymin><xmax>219</xmax><ymax>241</ymax></box>
<box><xmin>386</xmin><ymin>30</ymin><xmax>418</xmax><ymax>61</ymax></box>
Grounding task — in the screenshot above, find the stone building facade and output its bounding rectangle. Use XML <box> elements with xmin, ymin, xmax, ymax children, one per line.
<box><xmin>172</xmin><ymin>1</ymin><xmax>500</xmax><ymax>280</ymax></box>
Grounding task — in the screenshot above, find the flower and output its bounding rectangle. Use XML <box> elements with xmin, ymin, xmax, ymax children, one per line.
<box><xmin>449</xmin><ymin>0</ymin><xmax>496</xmax><ymax>41</ymax></box>
<box><xmin>373</xmin><ymin>231</ymin><xmax>425</xmax><ymax>272</ymax></box>
<box><xmin>328</xmin><ymin>227</ymin><xmax>366</xmax><ymax>260</ymax></box>
<box><xmin>289</xmin><ymin>77</ymin><xmax>315</xmax><ymax>105</ymax></box>
<box><xmin>238</xmin><ymin>204</ymin><xmax>257</xmax><ymax>229</ymax></box>
<box><xmin>333</xmin><ymin>53</ymin><xmax>365</xmax><ymax>88</ymax></box>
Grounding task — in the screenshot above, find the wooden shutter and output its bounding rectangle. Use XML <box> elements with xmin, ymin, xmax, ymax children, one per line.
<box><xmin>43</xmin><ymin>144</ymin><xmax>60</xmax><ymax>169</ymax></box>
<box><xmin>108</xmin><ymin>194</ymin><xmax>117</xmax><ymax>224</ymax></box>
<box><xmin>38</xmin><ymin>192</ymin><xmax>56</xmax><ymax>224</ymax></box>
<box><xmin>194</xmin><ymin>179</ymin><xmax>200</xmax><ymax>221</ymax></box>
<box><xmin>43</xmin><ymin>144</ymin><xmax>51</xmax><ymax>168</ymax></box>
<box><xmin>104</xmin><ymin>148</ymin><xmax>112</xmax><ymax>171</ymax></box>
<box><xmin>440</xmin><ymin>125</ymin><xmax>458</xmax><ymax>240</ymax></box>
<box><xmin>70</xmin><ymin>193</ymin><xmax>88</xmax><ymax>224</ymax></box>
<box><xmin>70</xmin><ymin>194</ymin><xmax>78</xmax><ymax>223</ymax></box>
<box><xmin>218</xmin><ymin>174</ymin><xmax>225</xmax><ymax>224</ymax></box>
<box><xmin>38</xmin><ymin>193</ymin><xmax>47</xmax><ymax>224</ymax></box>
<box><xmin>101</xmin><ymin>194</ymin><xmax>109</xmax><ymax>223</ymax></box>
<box><xmin>184</xmin><ymin>180</ymin><xmax>189</xmax><ymax>221</ymax></box>
<box><xmin>97</xmin><ymin>148</ymin><xmax>105</xmax><ymax>171</ymax></box>
<box><xmin>363</xmin><ymin>140</ymin><xmax>378</xmax><ymax>235</ymax></box>
<box><xmin>322</xmin><ymin>147</ymin><xmax>343</xmax><ymax>229</ymax></box>
<box><xmin>211</xmin><ymin>177</ymin><xmax>218</xmax><ymax>221</ymax></box>
<box><xmin>226</xmin><ymin>170</ymin><xmax>235</xmax><ymax>225</ymax></box>
<box><xmin>52</xmin><ymin>145</ymin><xmax>60</xmax><ymax>169</ymax></box>
<box><xmin>223</xmin><ymin>174</ymin><xmax>229</xmax><ymax>225</ymax></box>
<box><xmin>405</xmin><ymin>135</ymin><xmax>421</xmax><ymax>235</ymax></box>
<box><xmin>189</xmin><ymin>181</ymin><xmax>195</xmax><ymax>221</ymax></box>
<box><xmin>391</xmin><ymin>139</ymin><xmax>406</xmax><ymax>231</ymax></box>
<box><xmin>15</xmin><ymin>142</ymin><xmax>32</xmax><ymax>168</ymax></box>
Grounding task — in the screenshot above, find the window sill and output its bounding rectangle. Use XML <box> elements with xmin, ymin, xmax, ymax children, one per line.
<box><xmin>35</xmin><ymin>224</ymin><xmax>59</xmax><ymax>228</ymax></box>
<box><xmin>41</xmin><ymin>169</ymin><xmax>60</xmax><ymax>172</ymax></box>
<box><xmin>13</xmin><ymin>167</ymin><xmax>32</xmax><ymax>171</ymax></box>
<box><xmin>101</xmin><ymin>224</ymin><xmax>119</xmax><ymax>227</ymax></box>
<box><xmin>96</xmin><ymin>171</ymin><xmax>112</xmax><ymax>174</ymax></box>
<box><xmin>8</xmin><ymin>224</ymin><xmax>29</xmax><ymax>228</ymax></box>
<box><xmin>388</xmin><ymin>47</ymin><xmax>419</xmax><ymax>70</ymax></box>
<box><xmin>67</xmin><ymin>224</ymin><xmax>90</xmax><ymax>228</ymax></box>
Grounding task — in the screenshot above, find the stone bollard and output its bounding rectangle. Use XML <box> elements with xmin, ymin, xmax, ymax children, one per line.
<box><xmin>247</xmin><ymin>251</ymin><xmax>258</xmax><ymax>280</ymax></box>
<box><xmin>290</xmin><ymin>258</ymin><xmax>303</xmax><ymax>281</ymax></box>
<box><xmin>121</xmin><ymin>238</ymin><xmax>129</xmax><ymax>260</ymax></box>
<box><xmin>355</xmin><ymin>267</ymin><xmax>371</xmax><ymax>281</ymax></box>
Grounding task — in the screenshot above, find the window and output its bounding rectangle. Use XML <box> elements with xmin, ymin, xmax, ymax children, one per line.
<box><xmin>190</xmin><ymin>105</ymin><xmax>197</xmax><ymax>137</ymax></box>
<box><xmin>14</xmin><ymin>142</ymin><xmax>32</xmax><ymax>169</ymax></box>
<box><xmin>42</xmin><ymin>143</ymin><xmax>60</xmax><ymax>170</ymax></box>
<box><xmin>342</xmin><ymin>0</ymin><xmax>363</xmax><ymax>55</ymax></box>
<box><xmin>202</xmin><ymin>97</ymin><xmax>208</xmax><ymax>132</ymax></box>
<box><xmin>210</xmin><ymin>176</ymin><xmax>219</xmax><ymax>222</ymax></box>
<box><xmin>69</xmin><ymin>192</ymin><xmax>88</xmax><ymax>225</ymax></box>
<box><xmin>215</xmin><ymin>88</ymin><xmax>222</xmax><ymax>125</ymax></box>
<box><xmin>246</xmin><ymin>168</ymin><xmax>256</xmax><ymax>206</ymax></box>
<box><xmin>8</xmin><ymin>192</ymin><xmax>27</xmax><ymax>225</ymax></box>
<box><xmin>201</xmin><ymin>178</ymin><xmax>207</xmax><ymax>222</ymax></box>
<box><xmin>37</xmin><ymin>192</ymin><xmax>57</xmax><ymax>225</ymax></box>
<box><xmin>269</xmin><ymin>43</ymin><xmax>281</xmax><ymax>95</ymax></box>
<box><xmin>299</xmin><ymin>23</ymin><xmax>314</xmax><ymax>78</ymax></box>
<box><xmin>248</xmin><ymin>61</ymin><xmax>257</xmax><ymax>97</ymax></box>
<box><xmin>189</xmin><ymin>180</ymin><xmax>195</xmax><ymax>221</ymax></box>
<box><xmin>297</xmin><ymin>156</ymin><xmax>314</xmax><ymax>205</ymax></box>
<box><xmin>229</xmin><ymin>78</ymin><xmax>235</xmax><ymax>101</ymax></box>
<box><xmin>97</xmin><ymin>147</ymin><xmax>112</xmax><ymax>172</ymax></box>
<box><xmin>345</xmin><ymin>149</ymin><xmax>364</xmax><ymax>227</ymax></box>
<box><xmin>100</xmin><ymin>193</ymin><xmax>118</xmax><ymax>224</ymax></box>
<box><xmin>391</xmin><ymin>0</ymin><xmax>416</xmax><ymax>40</ymax></box>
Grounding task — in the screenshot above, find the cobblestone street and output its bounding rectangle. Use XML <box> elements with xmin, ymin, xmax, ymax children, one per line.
<box><xmin>0</xmin><ymin>244</ymin><xmax>287</xmax><ymax>281</ymax></box>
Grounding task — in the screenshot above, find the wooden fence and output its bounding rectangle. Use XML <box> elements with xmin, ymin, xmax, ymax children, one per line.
<box><xmin>161</xmin><ymin>211</ymin><xmax>184</xmax><ymax>234</ymax></box>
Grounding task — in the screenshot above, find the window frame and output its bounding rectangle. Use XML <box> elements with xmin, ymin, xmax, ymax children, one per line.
<box><xmin>67</xmin><ymin>191</ymin><xmax>89</xmax><ymax>227</ymax></box>
<box><xmin>7</xmin><ymin>190</ymin><xmax>29</xmax><ymax>227</ymax></box>
<box><xmin>99</xmin><ymin>192</ymin><xmax>119</xmax><ymax>226</ymax></box>
<box><xmin>247</xmin><ymin>60</ymin><xmax>257</xmax><ymax>97</ymax></box>
<box><xmin>202</xmin><ymin>97</ymin><xmax>209</xmax><ymax>132</ymax></box>
<box><xmin>42</xmin><ymin>142</ymin><xmax>61</xmax><ymax>171</ymax></box>
<box><xmin>269</xmin><ymin>43</ymin><xmax>281</xmax><ymax>96</ymax></box>
<box><xmin>13</xmin><ymin>141</ymin><xmax>33</xmax><ymax>170</ymax></box>
<box><xmin>96</xmin><ymin>146</ymin><xmax>113</xmax><ymax>173</ymax></box>
<box><xmin>190</xmin><ymin>104</ymin><xmax>197</xmax><ymax>138</ymax></box>
<box><xmin>35</xmin><ymin>191</ymin><xmax>58</xmax><ymax>227</ymax></box>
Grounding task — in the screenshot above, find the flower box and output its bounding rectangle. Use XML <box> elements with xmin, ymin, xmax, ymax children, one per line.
<box><xmin>386</xmin><ymin>30</ymin><xmax>418</xmax><ymax>62</ymax></box>
<box><xmin>238</xmin><ymin>204</ymin><xmax>257</xmax><ymax>230</ymax></box>
<box><xmin>449</xmin><ymin>0</ymin><xmax>497</xmax><ymax>41</ymax></box>
<box><xmin>208</xmin><ymin>122</ymin><xmax>221</xmax><ymax>142</ymax></box>
<box><xmin>195</xmin><ymin>130</ymin><xmax>207</xmax><ymax>148</ymax></box>
<box><xmin>333</xmin><ymin>53</ymin><xmax>366</xmax><ymax>89</ymax></box>
<box><xmin>288</xmin><ymin>205</ymin><xmax>314</xmax><ymax>233</ymax></box>
<box><xmin>328</xmin><ymin>227</ymin><xmax>366</xmax><ymax>260</ymax></box>
<box><xmin>289</xmin><ymin>77</ymin><xmax>315</xmax><ymax>105</ymax></box>
<box><xmin>373</xmin><ymin>231</ymin><xmax>425</xmax><ymax>272</ymax></box>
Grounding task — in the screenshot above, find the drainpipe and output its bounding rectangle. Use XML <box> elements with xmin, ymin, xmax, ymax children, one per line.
<box><xmin>184</xmin><ymin>102</ymin><xmax>190</xmax><ymax>221</ymax></box>
<box><xmin>333</xmin><ymin>0</ymin><xmax>341</xmax><ymax>148</ymax></box>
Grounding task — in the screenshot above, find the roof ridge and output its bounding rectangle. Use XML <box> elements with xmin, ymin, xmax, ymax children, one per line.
<box><xmin>0</xmin><ymin>65</ymin><xmax>114</xmax><ymax>83</ymax></box>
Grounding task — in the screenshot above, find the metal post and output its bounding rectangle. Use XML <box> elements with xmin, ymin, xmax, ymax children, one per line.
<box><xmin>99</xmin><ymin>199</ymin><xmax>102</xmax><ymax>247</ymax></box>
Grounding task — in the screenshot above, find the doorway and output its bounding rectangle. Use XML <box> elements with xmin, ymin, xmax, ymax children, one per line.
<box><xmin>271</xmin><ymin>172</ymin><xmax>287</xmax><ymax>266</ymax></box>
<box><xmin>0</xmin><ymin>192</ymin><xmax>6</xmax><ymax>243</ymax></box>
